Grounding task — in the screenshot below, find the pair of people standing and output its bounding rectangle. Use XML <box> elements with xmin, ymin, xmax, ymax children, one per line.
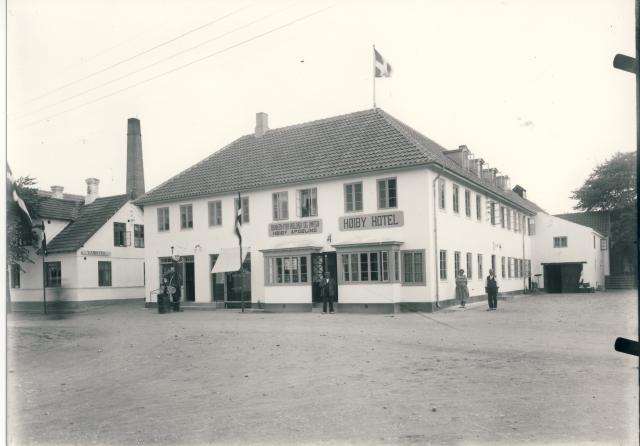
<box><xmin>454</xmin><ymin>269</ymin><xmax>500</xmax><ymax>310</ymax></box>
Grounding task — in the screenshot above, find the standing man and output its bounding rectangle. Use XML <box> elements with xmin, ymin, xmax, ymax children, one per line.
<box><xmin>321</xmin><ymin>272</ymin><xmax>337</xmax><ymax>314</ymax></box>
<box><xmin>455</xmin><ymin>269</ymin><xmax>469</xmax><ymax>308</ymax></box>
<box><xmin>485</xmin><ymin>268</ymin><xmax>499</xmax><ymax>311</ymax></box>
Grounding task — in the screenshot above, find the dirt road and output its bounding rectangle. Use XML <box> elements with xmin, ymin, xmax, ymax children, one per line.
<box><xmin>7</xmin><ymin>291</ymin><xmax>638</xmax><ymax>445</ymax></box>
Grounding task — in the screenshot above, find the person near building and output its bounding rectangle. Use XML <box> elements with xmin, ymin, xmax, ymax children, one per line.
<box><xmin>455</xmin><ymin>269</ymin><xmax>469</xmax><ymax>308</ymax></box>
<box><xmin>321</xmin><ymin>271</ymin><xmax>337</xmax><ymax>314</ymax></box>
<box><xmin>485</xmin><ymin>269</ymin><xmax>499</xmax><ymax>310</ymax></box>
<box><xmin>163</xmin><ymin>263</ymin><xmax>182</xmax><ymax>312</ymax></box>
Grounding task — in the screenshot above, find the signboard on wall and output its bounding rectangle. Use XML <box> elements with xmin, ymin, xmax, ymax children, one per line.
<box><xmin>339</xmin><ymin>211</ymin><xmax>404</xmax><ymax>231</ymax></box>
<box><xmin>80</xmin><ymin>250</ymin><xmax>111</xmax><ymax>257</ymax></box>
<box><xmin>269</xmin><ymin>219</ymin><xmax>323</xmax><ymax>237</ymax></box>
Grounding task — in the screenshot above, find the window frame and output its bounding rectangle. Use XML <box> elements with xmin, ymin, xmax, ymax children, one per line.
<box><xmin>344</xmin><ymin>182</ymin><xmax>363</xmax><ymax>213</ymax></box>
<box><xmin>477</xmin><ymin>254</ymin><xmax>483</xmax><ymax>279</ymax></box>
<box><xmin>438</xmin><ymin>178</ymin><xmax>446</xmax><ymax>210</ymax></box>
<box><xmin>476</xmin><ymin>195</ymin><xmax>482</xmax><ymax>220</ymax></box>
<box><xmin>401</xmin><ymin>250</ymin><xmax>426</xmax><ymax>286</ymax></box>
<box><xmin>157</xmin><ymin>207</ymin><xmax>170</xmax><ymax>232</ymax></box>
<box><xmin>297</xmin><ymin>187</ymin><xmax>318</xmax><ymax>218</ymax></box>
<box><xmin>134</xmin><ymin>224</ymin><xmax>144</xmax><ymax>248</ymax></box>
<box><xmin>234</xmin><ymin>197</ymin><xmax>250</xmax><ymax>224</ymax></box>
<box><xmin>454</xmin><ymin>251</ymin><xmax>461</xmax><ymax>275</ymax></box>
<box><xmin>208</xmin><ymin>200</ymin><xmax>223</xmax><ymax>227</ymax></box>
<box><xmin>553</xmin><ymin>236</ymin><xmax>568</xmax><ymax>248</ymax></box>
<box><xmin>341</xmin><ymin>251</ymin><xmax>391</xmax><ymax>283</ymax></box>
<box><xmin>501</xmin><ymin>256</ymin><xmax>506</xmax><ymax>279</ymax></box>
<box><xmin>272</xmin><ymin>191</ymin><xmax>289</xmax><ymax>221</ymax></box>
<box><xmin>466</xmin><ymin>252</ymin><xmax>473</xmax><ymax>279</ymax></box>
<box><xmin>98</xmin><ymin>261</ymin><xmax>112</xmax><ymax>287</ymax></box>
<box><xmin>266</xmin><ymin>255</ymin><xmax>309</xmax><ymax>285</ymax></box>
<box><xmin>377</xmin><ymin>177</ymin><xmax>398</xmax><ymax>210</ymax></box>
<box><xmin>464</xmin><ymin>190</ymin><xmax>471</xmax><ymax>217</ymax></box>
<box><xmin>600</xmin><ymin>238</ymin><xmax>608</xmax><ymax>250</ymax></box>
<box><xmin>113</xmin><ymin>222</ymin><xmax>127</xmax><ymax>247</ymax></box>
<box><xmin>439</xmin><ymin>250</ymin><xmax>448</xmax><ymax>280</ymax></box>
<box><xmin>45</xmin><ymin>261</ymin><xmax>62</xmax><ymax>287</ymax></box>
<box><xmin>179</xmin><ymin>204</ymin><xmax>194</xmax><ymax>230</ymax></box>
<box><xmin>452</xmin><ymin>184</ymin><xmax>460</xmax><ymax>213</ymax></box>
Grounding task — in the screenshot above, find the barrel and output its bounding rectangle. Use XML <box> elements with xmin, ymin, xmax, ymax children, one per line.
<box><xmin>158</xmin><ymin>293</ymin><xmax>171</xmax><ymax>314</ymax></box>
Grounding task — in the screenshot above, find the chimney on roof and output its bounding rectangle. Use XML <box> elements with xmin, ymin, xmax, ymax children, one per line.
<box><xmin>50</xmin><ymin>185</ymin><xmax>64</xmax><ymax>199</ymax></box>
<box><xmin>443</xmin><ymin>145</ymin><xmax>471</xmax><ymax>169</ymax></box>
<box><xmin>513</xmin><ymin>184</ymin><xmax>527</xmax><ymax>199</ymax></box>
<box><xmin>469</xmin><ymin>158</ymin><xmax>484</xmax><ymax>177</ymax></box>
<box><xmin>126</xmin><ymin>118</ymin><xmax>145</xmax><ymax>199</ymax></box>
<box><xmin>85</xmin><ymin>178</ymin><xmax>100</xmax><ymax>205</ymax></box>
<box><xmin>496</xmin><ymin>174</ymin><xmax>511</xmax><ymax>190</ymax></box>
<box><xmin>482</xmin><ymin>167</ymin><xmax>498</xmax><ymax>184</ymax></box>
<box><xmin>255</xmin><ymin>112</ymin><xmax>269</xmax><ymax>138</ymax></box>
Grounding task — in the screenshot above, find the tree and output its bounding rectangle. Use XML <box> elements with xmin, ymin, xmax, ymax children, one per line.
<box><xmin>6</xmin><ymin>176</ymin><xmax>40</xmax><ymax>267</ymax></box>
<box><xmin>571</xmin><ymin>151</ymin><xmax>637</xmax><ymax>274</ymax></box>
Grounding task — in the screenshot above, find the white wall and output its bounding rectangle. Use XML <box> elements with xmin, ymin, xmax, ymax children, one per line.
<box><xmin>10</xmin><ymin>201</ymin><xmax>145</xmax><ymax>302</ymax></box>
<box><xmin>531</xmin><ymin>212</ymin><xmax>609</xmax><ymax>289</ymax></box>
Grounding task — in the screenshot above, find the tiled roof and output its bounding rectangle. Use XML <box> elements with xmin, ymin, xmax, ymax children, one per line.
<box><xmin>37</xmin><ymin>190</ymin><xmax>84</xmax><ymax>201</ymax></box>
<box><xmin>37</xmin><ymin>197</ymin><xmax>82</xmax><ymax>221</ymax></box>
<box><xmin>135</xmin><ymin>108</ymin><xmax>540</xmax><ymax>213</ymax></box>
<box><xmin>554</xmin><ymin>211</ymin><xmax>611</xmax><ymax>237</ymax></box>
<box><xmin>46</xmin><ymin>195</ymin><xmax>129</xmax><ymax>253</ymax></box>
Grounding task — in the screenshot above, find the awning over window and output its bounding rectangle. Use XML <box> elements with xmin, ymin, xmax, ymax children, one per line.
<box><xmin>211</xmin><ymin>248</ymin><xmax>248</xmax><ymax>273</ymax></box>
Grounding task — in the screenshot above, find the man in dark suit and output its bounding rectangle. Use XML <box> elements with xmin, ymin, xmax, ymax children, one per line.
<box><xmin>485</xmin><ymin>269</ymin><xmax>499</xmax><ymax>310</ymax></box>
<box><xmin>321</xmin><ymin>272</ymin><xmax>337</xmax><ymax>314</ymax></box>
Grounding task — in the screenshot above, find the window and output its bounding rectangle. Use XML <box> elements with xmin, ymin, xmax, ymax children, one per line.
<box><xmin>466</xmin><ymin>252</ymin><xmax>473</xmax><ymax>278</ymax></box>
<box><xmin>490</xmin><ymin>202</ymin><xmax>496</xmax><ymax>225</ymax></box>
<box><xmin>500</xmin><ymin>206</ymin><xmax>505</xmax><ymax>228</ymax></box>
<box><xmin>506</xmin><ymin>209</ymin><xmax>511</xmax><ymax>230</ymax></box>
<box><xmin>402</xmin><ymin>251</ymin><xmax>425</xmax><ymax>284</ymax></box>
<box><xmin>600</xmin><ymin>239</ymin><xmax>608</xmax><ymax>250</ymax></box>
<box><xmin>208</xmin><ymin>201</ymin><xmax>222</xmax><ymax>226</ymax></box>
<box><xmin>268</xmin><ymin>256</ymin><xmax>308</xmax><ymax>284</ymax></box>
<box><xmin>553</xmin><ymin>236</ymin><xmax>568</xmax><ymax>248</ymax></box>
<box><xmin>180</xmin><ymin>204</ymin><xmax>193</xmax><ymax>229</ymax></box>
<box><xmin>454</xmin><ymin>251</ymin><xmax>461</xmax><ymax>275</ymax></box>
<box><xmin>344</xmin><ymin>182</ymin><xmax>363</xmax><ymax>212</ymax></box>
<box><xmin>519</xmin><ymin>259</ymin><xmax>524</xmax><ymax>278</ymax></box>
<box><xmin>98</xmin><ymin>261</ymin><xmax>112</xmax><ymax>287</ymax></box>
<box><xmin>113</xmin><ymin>222</ymin><xmax>127</xmax><ymax>247</ymax></box>
<box><xmin>45</xmin><ymin>261</ymin><xmax>61</xmax><ymax>287</ymax></box>
<box><xmin>501</xmin><ymin>256</ymin><xmax>505</xmax><ymax>278</ymax></box>
<box><xmin>438</xmin><ymin>179</ymin><xmax>446</xmax><ymax>210</ymax></box>
<box><xmin>515</xmin><ymin>213</ymin><xmax>520</xmax><ymax>232</ymax></box>
<box><xmin>234</xmin><ymin>197</ymin><xmax>250</xmax><ymax>223</ymax></box>
<box><xmin>297</xmin><ymin>188</ymin><xmax>318</xmax><ymax>217</ymax></box>
<box><xmin>134</xmin><ymin>224</ymin><xmax>144</xmax><ymax>248</ymax></box>
<box><xmin>157</xmin><ymin>207</ymin><xmax>170</xmax><ymax>232</ymax></box>
<box><xmin>464</xmin><ymin>190</ymin><xmax>471</xmax><ymax>217</ymax></box>
<box><xmin>10</xmin><ymin>264</ymin><xmax>20</xmax><ymax>289</ymax></box>
<box><xmin>476</xmin><ymin>195</ymin><xmax>482</xmax><ymax>220</ymax></box>
<box><xmin>478</xmin><ymin>254</ymin><xmax>483</xmax><ymax>279</ymax></box>
<box><xmin>272</xmin><ymin>192</ymin><xmax>289</xmax><ymax>220</ymax></box>
<box><xmin>508</xmin><ymin>257</ymin><xmax>513</xmax><ymax>278</ymax></box>
<box><xmin>341</xmin><ymin>252</ymin><xmax>390</xmax><ymax>282</ymax></box>
<box><xmin>439</xmin><ymin>250</ymin><xmax>447</xmax><ymax>280</ymax></box>
<box><xmin>377</xmin><ymin>178</ymin><xmax>397</xmax><ymax>209</ymax></box>
<box><xmin>593</xmin><ymin>235</ymin><xmax>596</xmax><ymax>249</ymax></box>
<box><xmin>394</xmin><ymin>251</ymin><xmax>400</xmax><ymax>281</ymax></box>
<box><xmin>452</xmin><ymin>185</ymin><xmax>459</xmax><ymax>213</ymax></box>
<box><xmin>526</xmin><ymin>260</ymin><xmax>531</xmax><ymax>277</ymax></box>
<box><xmin>528</xmin><ymin>218</ymin><xmax>535</xmax><ymax>236</ymax></box>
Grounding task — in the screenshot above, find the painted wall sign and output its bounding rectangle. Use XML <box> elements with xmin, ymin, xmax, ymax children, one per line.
<box><xmin>339</xmin><ymin>211</ymin><xmax>404</xmax><ymax>231</ymax></box>
<box><xmin>80</xmin><ymin>250</ymin><xmax>111</xmax><ymax>257</ymax></box>
<box><xmin>269</xmin><ymin>219</ymin><xmax>323</xmax><ymax>237</ymax></box>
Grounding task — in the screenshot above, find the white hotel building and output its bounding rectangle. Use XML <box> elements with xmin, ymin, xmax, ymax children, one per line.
<box><xmin>135</xmin><ymin>109</ymin><xmax>608</xmax><ymax>312</ymax></box>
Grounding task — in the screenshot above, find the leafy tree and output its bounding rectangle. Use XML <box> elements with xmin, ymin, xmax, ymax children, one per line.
<box><xmin>571</xmin><ymin>151</ymin><xmax>636</xmax><ymax>262</ymax></box>
<box><xmin>6</xmin><ymin>176</ymin><xmax>40</xmax><ymax>267</ymax></box>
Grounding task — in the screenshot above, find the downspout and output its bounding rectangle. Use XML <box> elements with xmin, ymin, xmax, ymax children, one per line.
<box><xmin>432</xmin><ymin>165</ymin><xmax>446</xmax><ymax>309</ymax></box>
<box><xmin>522</xmin><ymin>215</ymin><xmax>526</xmax><ymax>293</ymax></box>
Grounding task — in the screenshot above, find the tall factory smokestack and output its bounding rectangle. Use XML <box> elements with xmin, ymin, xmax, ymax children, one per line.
<box><xmin>126</xmin><ymin>118</ymin><xmax>145</xmax><ymax>199</ymax></box>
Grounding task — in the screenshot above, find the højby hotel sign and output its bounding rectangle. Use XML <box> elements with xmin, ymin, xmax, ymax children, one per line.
<box><xmin>269</xmin><ymin>219</ymin><xmax>323</xmax><ymax>237</ymax></box>
<box><xmin>339</xmin><ymin>211</ymin><xmax>404</xmax><ymax>231</ymax></box>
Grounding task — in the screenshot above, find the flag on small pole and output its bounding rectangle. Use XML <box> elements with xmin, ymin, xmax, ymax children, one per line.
<box><xmin>235</xmin><ymin>192</ymin><xmax>244</xmax><ymax>312</ymax></box>
<box><xmin>373</xmin><ymin>46</ymin><xmax>393</xmax><ymax>108</ymax></box>
<box><xmin>6</xmin><ymin>164</ymin><xmax>33</xmax><ymax>225</ymax></box>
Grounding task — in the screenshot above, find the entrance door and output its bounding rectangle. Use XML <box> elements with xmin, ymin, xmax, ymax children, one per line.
<box><xmin>543</xmin><ymin>263</ymin><xmax>583</xmax><ymax>293</ymax></box>
<box><xmin>311</xmin><ymin>252</ymin><xmax>338</xmax><ymax>303</ymax></box>
<box><xmin>184</xmin><ymin>259</ymin><xmax>195</xmax><ymax>302</ymax></box>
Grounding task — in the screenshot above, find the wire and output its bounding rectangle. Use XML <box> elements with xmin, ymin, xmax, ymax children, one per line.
<box><xmin>13</xmin><ymin>2</ymin><xmax>297</xmax><ymax>121</ymax></box>
<box><xmin>16</xmin><ymin>4</ymin><xmax>251</xmax><ymax>107</ymax></box>
<box><xmin>19</xmin><ymin>5</ymin><xmax>334</xmax><ymax>129</ymax></box>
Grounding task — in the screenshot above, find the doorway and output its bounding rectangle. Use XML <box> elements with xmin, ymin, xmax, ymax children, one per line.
<box><xmin>210</xmin><ymin>253</ymin><xmax>251</xmax><ymax>307</ymax></box>
<box><xmin>182</xmin><ymin>256</ymin><xmax>195</xmax><ymax>302</ymax></box>
<box><xmin>311</xmin><ymin>252</ymin><xmax>338</xmax><ymax>303</ymax></box>
<box><xmin>543</xmin><ymin>263</ymin><xmax>584</xmax><ymax>293</ymax></box>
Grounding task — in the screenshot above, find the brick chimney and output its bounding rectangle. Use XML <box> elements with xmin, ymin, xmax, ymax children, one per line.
<box><xmin>255</xmin><ymin>112</ymin><xmax>269</xmax><ymax>138</ymax></box>
<box><xmin>85</xmin><ymin>178</ymin><xmax>100</xmax><ymax>205</ymax></box>
<box><xmin>444</xmin><ymin>145</ymin><xmax>471</xmax><ymax>169</ymax></box>
<box><xmin>126</xmin><ymin>118</ymin><xmax>145</xmax><ymax>199</ymax></box>
<box><xmin>50</xmin><ymin>185</ymin><xmax>64</xmax><ymax>199</ymax></box>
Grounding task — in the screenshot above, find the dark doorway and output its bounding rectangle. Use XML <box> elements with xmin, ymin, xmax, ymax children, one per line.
<box><xmin>183</xmin><ymin>256</ymin><xmax>195</xmax><ymax>302</ymax></box>
<box><xmin>210</xmin><ymin>255</ymin><xmax>225</xmax><ymax>302</ymax></box>
<box><xmin>225</xmin><ymin>254</ymin><xmax>251</xmax><ymax>308</ymax></box>
<box><xmin>543</xmin><ymin>263</ymin><xmax>584</xmax><ymax>293</ymax></box>
<box><xmin>311</xmin><ymin>252</ymin><xmax>338</xmax><ymax>303</ymax></box>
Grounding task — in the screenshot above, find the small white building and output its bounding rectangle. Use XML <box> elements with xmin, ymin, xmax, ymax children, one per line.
<box><xmin>135</xmin><ymin>109</ymin><xmax>562</xmax><ymax>312</ymax></box>
<box><xmin>9</xmin><ymin>118</ymin><xmax>148</xmax><ymax>310</ymax></box>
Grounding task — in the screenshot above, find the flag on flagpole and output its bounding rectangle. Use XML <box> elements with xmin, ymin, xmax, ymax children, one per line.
<box><xmin>235</xmin><ymin>192</ymin><xmax>242</xmax><ymax>246</ymax></box>
<box><xmin>6</xmin><ymin>163</ymin><xmax>33</xmax><ymax>225</ymax></box>
<box><xmin>374</xmin><ymin>48</ymin><xmax>393</xmax><ymax>78</ymax></box>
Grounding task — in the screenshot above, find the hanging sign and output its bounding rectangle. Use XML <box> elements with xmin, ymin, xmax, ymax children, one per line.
<box><xmin>269</xmin><ymin>219</ymin><xmax>323</xmax><ymax>237</ymax></box>
<box><xmin>339</xmin><ymin>211</ymin><xmax>404</xmax><ymax>231</ymax></box>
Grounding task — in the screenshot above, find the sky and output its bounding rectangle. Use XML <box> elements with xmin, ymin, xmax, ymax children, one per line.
<box><xmin>6</xmin><ymin>0</ymin><xmax>636</xmax><ymax>214</ymax></box>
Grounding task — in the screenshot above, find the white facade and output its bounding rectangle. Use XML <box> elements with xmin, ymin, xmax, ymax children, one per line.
<box><xmin>531</xmin><ymin>212</ymin><xmax>609</xmax><ymax>290</ymax></box>
<box><xmin>9</xmin><ymin>202</ymin><xmax>146</xmax><ymax>305</ymax></box>
<box><xmin>143</xmin><ymin>166</ymin><xmax>536</xmax><ymax>310</ymax></box>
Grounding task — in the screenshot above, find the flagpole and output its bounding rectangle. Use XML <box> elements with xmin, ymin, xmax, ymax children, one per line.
<box><xmin>372</xmin><ymin>44</ymin><xmax>376</xmax><ymax>109</ymax></box>
<box><xmin>238</xmin><ymin>192</ymin><xmax>244</xmax><ymax>313</ymax></box>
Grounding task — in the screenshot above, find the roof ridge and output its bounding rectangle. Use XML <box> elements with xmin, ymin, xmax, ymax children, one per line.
<box><xmin>262</xmin><ymin>108</ymin><xmax>375</xmax><ymax>135</ymax></box>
